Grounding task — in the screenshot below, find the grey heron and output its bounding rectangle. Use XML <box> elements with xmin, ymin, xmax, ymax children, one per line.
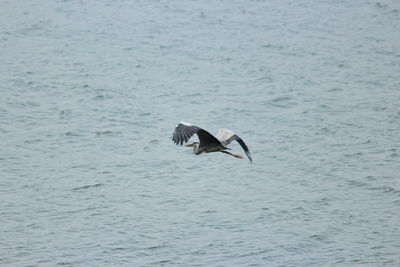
<box><xmin>172</xmin><ymin>122</ymin><xmax>252</xmax><ymax>162</ymax></box>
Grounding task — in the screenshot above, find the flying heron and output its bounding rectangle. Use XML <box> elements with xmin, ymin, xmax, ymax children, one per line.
<box><xmin>172</xmin><ymin>122</ymin><xmax>252</xmax><ymax>162</ymax></box>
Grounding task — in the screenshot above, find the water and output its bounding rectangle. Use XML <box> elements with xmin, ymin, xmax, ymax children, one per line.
<box><xmin>1</xmin><ymin>0</ymin><xmax>399</xmax><ymax>266</ymax></box>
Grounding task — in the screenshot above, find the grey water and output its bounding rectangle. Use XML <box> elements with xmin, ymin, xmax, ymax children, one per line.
<box><xmin>1</xmin><ymin>0</ymin><xmax>400</xmax><ymax>266</ymax></box>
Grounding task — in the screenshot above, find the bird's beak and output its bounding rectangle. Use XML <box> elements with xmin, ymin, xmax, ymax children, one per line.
<box><xmin>185</xmin><ymin>143</ymin><xmax>194</xmax><ymax>147</ymax></box>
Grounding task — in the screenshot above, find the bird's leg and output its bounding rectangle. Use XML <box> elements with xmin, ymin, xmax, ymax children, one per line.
<box><xmin>220</xmin><ymin>151</ymin><xmax>243</xmax><ymax>159</ymax></box>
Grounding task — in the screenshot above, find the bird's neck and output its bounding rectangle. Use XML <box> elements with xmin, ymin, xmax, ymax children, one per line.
<box><xmin>193</xmin><ymin>143</ymin><xmax>201</xmax><ymax>154</ymax></box>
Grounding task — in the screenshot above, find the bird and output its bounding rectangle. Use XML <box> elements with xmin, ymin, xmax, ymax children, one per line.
<box><xmin>172</xmin><ymin>122</ymin><xmax>252</xmax><ymax>162</ymax></box>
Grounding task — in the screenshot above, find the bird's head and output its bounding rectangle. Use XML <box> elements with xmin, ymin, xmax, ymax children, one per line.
<box><xmin>185</xmin><ymin>142</ymin><xmax>199</xmax><ymax>148</ymax></box>
<box><xmin>185</xmin><ymin>142</ymin><xmax>200</xmax><ymax>153</ymax></box>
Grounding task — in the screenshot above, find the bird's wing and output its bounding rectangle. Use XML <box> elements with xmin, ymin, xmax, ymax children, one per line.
<box><xmin>216</xmin><ymin>128</ymin><xmax>252</xmax><ymax>162</ymax></box>
<box><xmin>197</xmin><ymin>129</ymin><xmax>223</xmax><ymax>148</ymax></box>
<box><xmin>172</xmin><ymin>122</ymin><xmax>200</xmax><ymax>145</ymax></box>
<box><xmin>216</xmin><ymin>128</ymin><xmax>235</xmax><ymax>145</ymax></box>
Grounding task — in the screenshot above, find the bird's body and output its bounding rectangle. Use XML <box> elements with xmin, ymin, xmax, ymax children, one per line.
<box><xmin>189</xmin><ymin>141</ymin><xmax>229</xmax><ymax>154</ymax></box>
<box><xmin>172</xmin><ymin>122</ymin><xmax>252</xmax><ymax>162</ymax></box>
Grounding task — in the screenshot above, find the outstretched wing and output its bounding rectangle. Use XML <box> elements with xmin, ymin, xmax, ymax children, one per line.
<box><xmin>172</xmin><ymin>122</ymin><xmax>222</xmax><ymax>148</ymax></box>
<box><xmin>172</xmin><ymin>122</ymin><xmax>200</xmax><ymax>145</ymax></box>
<box><xmin>216</xmin><ymin>128</ymin><xmax>252</xmax><ymax>162</ymax></box>
<box><xmin>197</xmin><ymin>129</ymin><xmax>223</xmax><ymax>149</ymax></box>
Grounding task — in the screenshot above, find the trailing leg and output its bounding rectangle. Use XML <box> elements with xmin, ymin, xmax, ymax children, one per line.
<box><xmin>220</xmin><ymin>150</ymin><xmax>243</xmax><ymax>159</ymax></box>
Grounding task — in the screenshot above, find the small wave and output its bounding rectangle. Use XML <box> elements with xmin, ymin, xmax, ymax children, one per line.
<box><xmin>272</xmin><ymin>96</ymin><xmax>292</xmax><ymax>103</ymax></box>
<box><xmin>64</xmin><ymin>131</ymin><xmax>81</xmax><ymax>137</ymax></box>
<box><xmin>269</xmin><ymin>96</ymin><xmax>296</xmax><ymax>108</ymax></box>
<box><xmin>95</xmin><ymin>130</ymin><xmax>119</xmax><ymax>136</ymax></box>
<box><xmin>72</xmin><ymin>183</ymin><xmax>103</xmax><ymax>191</ymax></box>
<box><xmin>374</xmin><ymin>1</ymin><xmax>400</xmax><ymax>15</ymax></box>
<box><xmin>370</xmin><ymin>185</ymin><xmax>399</xmax><ymax>194</ymax></box>
<box><xmin>326</xmin><ymin>87</ymin><xmax>343</xmax><ymax>92</ymax></box>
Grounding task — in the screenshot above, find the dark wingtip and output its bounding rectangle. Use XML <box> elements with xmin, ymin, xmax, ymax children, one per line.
<box><xmin>246</xmin><ymin>152</ymin><xmax>253</xmax><ymax>162</ymax></box>
<box><xmin>235</xmin><ymin>137</ymin><xmax>252</xmax><ymax>162</ymax></box>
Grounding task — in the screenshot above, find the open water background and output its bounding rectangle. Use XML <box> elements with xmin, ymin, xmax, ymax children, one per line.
<box><xmin>1</xmin><ymin>0</ymin><xmax>400</xmax><ymax>266</ymax></box>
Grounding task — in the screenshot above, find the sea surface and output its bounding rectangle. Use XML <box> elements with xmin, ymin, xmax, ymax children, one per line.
<box><xmin>1</xmin><ymin>0</ymin><xmax>400</xmax><ymax>266</ymax></box>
